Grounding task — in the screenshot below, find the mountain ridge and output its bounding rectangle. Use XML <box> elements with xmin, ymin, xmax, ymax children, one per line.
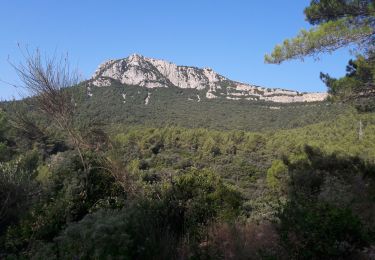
<box><xmin>89</xmin><ymin>54</ymin><xmax>328</xmax><ymax>103</ymax></box>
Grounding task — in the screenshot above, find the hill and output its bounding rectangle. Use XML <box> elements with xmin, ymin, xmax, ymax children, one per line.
<box><xmin>72</xmin><ymin>82</ymin><xmax>346</xmax><ymax>131</ymax></box>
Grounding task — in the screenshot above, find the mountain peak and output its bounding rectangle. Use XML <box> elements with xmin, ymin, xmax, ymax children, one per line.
<box><xmin>90</xmin><ymin>54</ymin><xmax>328</xmax><ymax>103</ymax></box>
<box><xmin>129</xmin><ymin>53</ymin><xmax>143</xmax><ymax>58</ymax></box>
<box><xmin>127</xmin><ymin>53</ymin><xmax>145</xmax><ymax>62</ymax></box>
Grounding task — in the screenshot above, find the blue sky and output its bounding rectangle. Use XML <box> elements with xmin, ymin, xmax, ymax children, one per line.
<box><xmin>0</xmin><ymin>0</ymin><xmax>353</xmax><ymax>100</ymax></box>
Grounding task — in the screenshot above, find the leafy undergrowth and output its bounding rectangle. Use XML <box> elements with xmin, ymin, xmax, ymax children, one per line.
<box><xmin>0</xmin><ymin>109</ymin><xmax>374</xmax><ymax>259</ymax></box>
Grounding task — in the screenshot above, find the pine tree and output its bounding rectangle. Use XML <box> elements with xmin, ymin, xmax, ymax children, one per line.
<box><xmin>265</xmin><ymin>0</ymin><xmax>375</xmax><ymax>105</ymax></box>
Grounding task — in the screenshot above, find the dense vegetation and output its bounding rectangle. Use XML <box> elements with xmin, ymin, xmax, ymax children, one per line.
<box><xmin>1</xmin><ymin>101</ymin><xmax>375</xmax><ymax>258</ymax></box>
<box><xmin>2</xmin><ymin>83</ymin><xmax>347</xmax><ymax>133</ymax></box>
<box><xmin>59</xmin><ymin>83</ymin><xmax>349</xmax><ymax>131</ymax></box>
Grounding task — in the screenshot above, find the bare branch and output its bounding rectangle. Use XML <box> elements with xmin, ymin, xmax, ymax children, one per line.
<box><xmin>10</xmin><ymin>48</ymin><xmax>78</xmax><ymax>129</ymax></box>
<box><xmin>9</xmin><ymin>48</ymin><xmax>89</xmax><ymax>171</ymax></box>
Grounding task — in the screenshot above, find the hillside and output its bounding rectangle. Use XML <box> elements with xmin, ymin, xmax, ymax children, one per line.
<box><xmin>71</xmin><ymin>83</ymin><xmax>345</xmax><ymax>131</ymax></box>
<box><xmin>50</xmin><ymin>54</ymin><xmax>345</xmax><ymax>132</ymax></box>
<box><xmin>1</xmin><ymin>54</ymin><xmax>341</xmax><ymax>132</ymax></box>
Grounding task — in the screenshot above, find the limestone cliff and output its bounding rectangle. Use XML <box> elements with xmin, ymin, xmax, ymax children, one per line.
<box><xmin>90</xmin><ymin>54</ymin><xmax>328</xmax><ymax>103</ymax></box>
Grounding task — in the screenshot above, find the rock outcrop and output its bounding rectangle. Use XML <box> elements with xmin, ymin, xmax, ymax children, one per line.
<box><xmin>90</xmin><ymin>54</ymin><xmax>328</xmax><ymax>103</ymax></box>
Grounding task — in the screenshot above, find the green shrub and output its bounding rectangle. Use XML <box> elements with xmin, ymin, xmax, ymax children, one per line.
<box><xmin>0</xmin><ymin>154</ymin><xmax>38</xmax><ymax>235</ymax></box>
<box><xmin>277</xmin><ymin>146</ymin><xmax>375</xmax><ymax>258</ymax></box>
<box><xmin>30</xmin><ymin>169</ymin><xmax>242</xmax><ymax>259</ymax></box>
<box><xmin>279</xmin><ymin>201</ymin><xmax>370</xmax><ymax>259</ymax></box>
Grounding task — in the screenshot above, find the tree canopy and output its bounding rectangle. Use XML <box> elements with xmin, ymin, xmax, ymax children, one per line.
<box><xmin>265</xmin><ymin>0</ymin><xmax>375</xmax><ymax>64</ymax></box>
<box><xmin>321</xmin><ymin>52</ymin><xmax>375</xmax><ymax>109</ymax></box>
<box><xmin>265</xmin><ymin>0</ymin><xmax>375</xmax><ymax>107</ymax></box>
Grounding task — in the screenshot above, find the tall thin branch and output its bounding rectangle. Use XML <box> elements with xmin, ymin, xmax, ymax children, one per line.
<box><xmin>10</xmin><ymin>48</ymin><xmax>88</xmax><ymax>171</ymax></box>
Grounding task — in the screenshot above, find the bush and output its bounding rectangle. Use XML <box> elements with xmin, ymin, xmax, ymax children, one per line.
<box><xmin>279</xmin><ymin>201</ymin><xmax>370</xmax><ymax>259</ymax></box>
<box><xmin>30</xmin><ymin>169</ymin><xmax>242</xmax><ymax>259</ymax></box>
<box><xmin>277</xmin><ymin>146</ymin><xmax>375</xmax><ymax>258</ymax></box>
<box><xmin>195</xmin><ymin>221</ymin><xmax>283</xmax><ymax>259</ymax></box>
<box><xmin>0</xmin><ymin>153</ymin><xmax>38</xmax><ymax>235</ymax></box>
<box><xmin>266</xmin><ymin>159</ymin><xmax>288</xmax><ymax>191</ymax></box>
<box><xmin>163</xmin><ymin>169</ymin><xmax>243</xmax><ymax>234</ymax></box>
<box><xmin>55</xmin><ymin>209</ymin><xmax>133</xmax><ymax>259</ymax></box>
<box><xmin>2</xmin><ymin>152</ymin><xmax>127</xmax><ymax>256</ymax></box>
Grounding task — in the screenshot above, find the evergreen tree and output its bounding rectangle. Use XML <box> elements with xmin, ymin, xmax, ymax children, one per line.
<box><xmin>265</xmin><ymin>0</ymin><xmax>375</xmax><ymax>105</ymax></box>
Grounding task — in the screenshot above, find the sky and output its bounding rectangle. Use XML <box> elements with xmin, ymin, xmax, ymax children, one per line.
<box><xmin>0</xmin><ymin>0</ymin><xmax>354</xmax><ymax>100</ymax></box>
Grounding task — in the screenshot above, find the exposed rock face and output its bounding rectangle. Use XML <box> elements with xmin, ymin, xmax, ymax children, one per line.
<box><xmin>90</xmin><ymin>54</ymin><xmax>328</xmax><ymax>103</ymax></box>
<box><xmin>145</xmin><ymin>92</ymin><xmax>151</xmax><ymax>105</ymax></box>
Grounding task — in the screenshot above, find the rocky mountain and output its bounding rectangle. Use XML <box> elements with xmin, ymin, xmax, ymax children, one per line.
<box><xmin>90</xmin><ymin>54</ymin><xmax>327</xmax><ymax>103</ymax></box>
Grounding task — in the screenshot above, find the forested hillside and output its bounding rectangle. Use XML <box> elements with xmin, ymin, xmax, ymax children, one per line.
<box><xmin>75</xmin><ymin>83</ymin><xmax>347</xmax><ymax>131</ymax></box>
<box><xmin>1</xmin><ymin>100</ymin><xmax>374</xmax><ymax>258</ymax></box>
<box><xmin>1</xmin><ymin>83</ymin><xmax>346</xmax><ymax>131</ymax></box>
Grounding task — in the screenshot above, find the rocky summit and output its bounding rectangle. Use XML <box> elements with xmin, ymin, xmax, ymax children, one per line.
<box><xmin>90</xmin><ymin>54</ymin><xmax>328</xmax><ymax>103</ymax></box>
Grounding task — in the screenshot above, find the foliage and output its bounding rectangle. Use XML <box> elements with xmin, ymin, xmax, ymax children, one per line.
<box><xmin>194</xmin><ymin>221</ymin><xmax>283</xmax><ymax>259</ymax></box>
<box><xmin>265</xmin><ymin>18</ymin><xmax>373</xmax><ymax>64</ymax></box>
<box><xmin>265</xmin><ymin>0</ymin><xmax>375</xmax><ymax>106</ymax></box>
<box><xmin>265</xmin><ymin>0</ymin><xmax>375</xmax><ymax>64</ymax></box>
<box><xmin>2</xmin><ymin>151</ymin><xmax>127</xmax><ymax>257</ymax></box>
<box><xmin>266</xmin><ymin>159</ymin><xmax>288</xmax><ymax>191</ymax></box>
<box><xmin>1</xmin><ymin>99</ymin><xmax>375</xmax><ymax>258</ymax></box>
<box><xmin>304</xmin><ymin>0</ymin><xmax>375</xmax><ymax>25</ymax></box>
<box><xmin>27</xmin><ymin>169</ymin><xmax>241</xmax><ymax>259</ymax></box>
<box><xmin>321</xmin><ymin>52</ymin><xmax>375</xmax><ymax>110</ymax></box>
<box><xmin>277</xmin><ymin>145</ymin><xmax>375</xmax><ymax>259</ymax></box>
<box><xmin>0</xmin><ymin>152</ymin><xmax>39</xmax><ymax>235</ymax></box>
<box><xmin>63</xmin><ymin>83</ymin><xmax>347</xmax><ymax>132</ymax></box>
<box><xmin>279</xmin><ymin>201</ymin><xmax>370</xmax><ymax>259</ymax></box>
<box><xmin>0</xmin><ymin>111</ymin><xmax>15</xmax><ymax>162</ymax></box>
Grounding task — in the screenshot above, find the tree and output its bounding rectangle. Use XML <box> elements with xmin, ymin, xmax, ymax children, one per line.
<box><xmin>11</xmin><ymin>49</ymin><xmax>90</xmax><ymax>170</ymax></box>
<box><xmin>276</xmin><ymin>146</ymin><xmax>374</xmax><ymax>258</ymax></box>
<box><xmin>265</xmin><ymin>1</ymin><xmax>375</xmax><ymax>63</ymax></box>
<box><xmin>266</xmin><ymin>159</ymin><xmax>288</xmax><ymax>192</ymax></box>
<box><xmin>321</xmin><ymin>51</ymin><xmax>375</xmax><ymax>109</ymax></box>
<box><xmin>8</xmin><ymin>48</ymin><xmax>148</xmax><ymax>200</ymax></box>
<box><xmin>265</xmin><ymin>0</ymin><xmax>375</xmax><ymax>104</ymax></box>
